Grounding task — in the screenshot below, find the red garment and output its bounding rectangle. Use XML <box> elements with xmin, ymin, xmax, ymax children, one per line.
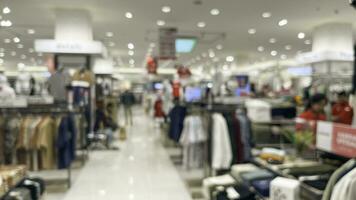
<box><xmin>296</xmin><ymin>110</ymin><xmax>327</xmax><ymax>144</ymax></box>
<box><xmin>154</xmin><ymin>99</ymin><xmax>165</xmax><ymax>118</ymax></box>
<box><xmin>332</xmin><ymin>102</ymin><xmax>353</xmax><ymax>125</ymax></box>
<box><xmin>172</xmin><ymin>82</ymin><xmax>180</xmax><ymax>98</ymax></box>
<box><xmin>299</xmin><ymin>110</ymin><xmax>327</xmax><ymax>121</ymax></box>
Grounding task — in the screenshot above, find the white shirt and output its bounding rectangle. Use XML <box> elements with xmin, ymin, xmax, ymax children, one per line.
<box><xmin>331</xmin><ymin>168</ymin><xmax>356</xmax><ymax>200</ymax></box>
<box><xmin>212</xmin><ymin>113</ymin><xmax>232</xmax><ymax>170</ymax></box>
<box><xmin>180</xmin><ymin>116</ymin><xmax>206</xmax><ymax>145</ymax></box>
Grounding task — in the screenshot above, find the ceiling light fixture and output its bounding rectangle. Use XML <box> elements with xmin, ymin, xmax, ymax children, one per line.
<box><xmin>209</xmin><ymin>51</ymin><xmax>215</xmax><ymax>58</ymax></box>
<box><xmin>285</xmin><ymin>45</ymin><xmax>292</xmax><ymax>50</ymax></box>
<box><xmin>197</xmin><ymin>22</ymin><xmax>206</xmax><ymax>28</ymax></box>
<box><xmin>304</xmin><ymin>40</ymin><xmax>311</xmax><ymax>45</ymax></box>
<box><xmin>128</xmin><ymin>43</ymin><xmax>135</xmax><ymax>49</ymax></box>
<box><xmin>280</xmin><ymin>54</ymin><xmax>287</xmax><ymax>60</ymax></box>
<box><xmin>17</xmin><ymin>63</ymin><xmax>25</xmax><ymax>69</ymax></box>
<box><xmin>278</xmin><ymin>19</ymin><xmax>288</xmax><ymax>26</ymax></box>
<box><xmin>257</xmin><ymin>46</ymin><xmax>264</xmax><ymax>52</ymax></box>
<box><xmin>106</xmin><ymin>32</ymin><xmax>114</xmax><ymax>37</ymax></box>
<box><xmin>216</xmin><ymin>44</ymin><xmax>223</xmax><ymax>50</ymax></box>
<box><xmin>262</xmin><ymin>12</ymin><xmax>272</xmax><ymax>18</ymax></box>
<box><xmin>128</xmin><ymin>50</ymin><xmax>134</xmax><ymax>56</ymax></box>
<box><xmin>17</xmin><ymin>44</ymin><xmax>23</xmax><ymax>49</ymax></box>
<box><xmin>271</xmin><ymin>50</ymin><xmax>278</xmax><ymax>56</ymax></box>
<box><xmin>162</xmin><ymin>6</ymin><xmax>171</xmax><ymax>13</ymax></box>
<box><xmin>298</xmin><ymin>32</ymin><xmax>305</xmax><ymax>39</ymax></box>
<box><xmin>3</xmin><ymin>7</ymin><xmax>10</xmax><ymax>14</ymax></box>
<box><xmin>0</xmin><ymin>53</ymin><xmax>5</xmax><ymax>57</ymax></box>
<box><xmin>27</xmin><ymin>29</ymin><xmax>35</xmax><ymax>34</ymax></box>
<box><xmin>20</xmin><ymin>54</ymin><xmax>26</xmax><ymax>59</ymax></box>
<box><xmin>125</xmin><ymin>12</ymin><xmax>133</xmax><ymax>19</ymax></box>
<box><xmin>28</xmin><ymin>48</ymin><xmax>34</xmax><ymax>53</ymax></box>
<box><xmin>0</xmin><ymin>20</ymin><xmax>11</xmax><ymax>27</ymax></box>
<box><xmin>269</xmin><ymin>38</ymin><xmax>277</xmax><ymax>43</ymax></box>
<box><xmin>0</xmin><ymin>59</ymin><xmax>4</xmax><ymax>65</ymax></box>
<box><xmin>226</xmin><ymin>56</ymin><xmax>234</xmax><ymax>62</ymax></box>
<box><xmin>157</xmin><ymin>20</ymin><xmax>166</xmax><ymax>26</ymax></box>
<box><xmin>248</xmin><ymin>28</ymin><xmax>256</xmax><ymax>34</ymax></box>
<box><xmin>13</xmin><ymin>37</ymin><xmax>20</xmax><ymax>43</ymax></box>
<box><xmin>129</xmin><ymin>59</ymin><xmax>135</xmax><ymax>65</ymax></box>
<box><xmin>210</xmin><ymin>8</ymin><xmax>220</xmax><ymax>16</ymax></box>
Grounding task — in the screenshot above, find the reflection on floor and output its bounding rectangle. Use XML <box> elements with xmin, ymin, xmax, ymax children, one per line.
<box><xmin>48</xmin><ymin>107</ymin><xmax>192</xmax><ymax>200</ymax></box>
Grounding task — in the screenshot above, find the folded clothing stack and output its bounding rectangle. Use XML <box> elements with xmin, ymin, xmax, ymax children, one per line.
<box><xmin>215</xmin><ymin>184</ymin><xmax>257</xmax><ymax>200</ymax></box>
<box><xmin>0</xmin><ymin>165</ymin><xmax>27</xmax><ymax>189</ymax></box>
<box><xmin>259</xmin><ymin>148</ymin><xmax>286</xmax><ymax>164</ymax></box>
<box><xmin>2</xmin><ymin>177</ymin><xmax>45</xmax><ymax>200</ymax></box>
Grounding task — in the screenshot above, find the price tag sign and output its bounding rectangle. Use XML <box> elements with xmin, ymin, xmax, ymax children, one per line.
<box><xmin>317</xmin><ymin>121</ymin><xmax>356</xmax><ymax>158</ymax></box>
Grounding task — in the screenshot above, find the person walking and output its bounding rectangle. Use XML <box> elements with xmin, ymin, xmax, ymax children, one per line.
<box><xmin>120</xmin><ymin>90</ymin><xmax>135</xmax><ymax>125</ymax></box>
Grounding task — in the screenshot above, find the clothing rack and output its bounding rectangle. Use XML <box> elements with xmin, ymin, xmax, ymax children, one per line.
<box><xmin>0</xmin><ymin>104</ymin><xmax>85</xmax><ymax>188</ymax></box>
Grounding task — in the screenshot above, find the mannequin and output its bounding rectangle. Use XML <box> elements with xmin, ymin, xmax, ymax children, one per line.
<box><xmin>0</xmin><ymin>74</ymin><xmax>15</xmax><ymax>99</ymax></box>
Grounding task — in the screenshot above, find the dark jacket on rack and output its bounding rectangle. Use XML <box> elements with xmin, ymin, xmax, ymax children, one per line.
<box><xmin>168</xmin><ymin>105</ymin><xmax>187</xmax><ymax>142</ymax></box>
<box><xmin>56</xmin><ymin>116</ymin><xmax>76</xmax><ymax>169</ymax></box>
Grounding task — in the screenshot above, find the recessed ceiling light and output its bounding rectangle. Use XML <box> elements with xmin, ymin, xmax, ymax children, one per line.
<box><xmin>281</xmin><ymin>54</ymin><xmax>287</xmax><ymax>60</ymax></box>
<box><xmin>106</xmin><ymin>32</ymin><xmax>114</xmax><ymax>37</ymax></box>
<box><xmin>11</xmin><ymin>51</ymin><xmax>16</xmax><ymax>56</ymax></box>
<box><xmin>13</xmin><ymin>37</ymin><xmax>20</xmax><ymax>43</ymax></box>
<box><xmin>197</xmin><ymin>22</ymin><xmax>206</xmax><ymax>28</ymax></box>
<box><xmin>298</xmin><ymin>32</ymin><xmax>305</xmax><ymax>39</ymax></box>
<box><xmin>0</xmin><ymin>53</ymin><xmax>5</xmax><ymax>57</ymax></box>
<box><xmin>226</xmin><ymin>56</ymin><xmax>234</xmax><ymax>62</ymax></box>
<box><xmin>128</xmin><ymin>50</ymin><xmax>134</xmax><ymax>56</ymax></box>
<box><xmin>128</xmin><ymin>43</ymin><xmax>135</xmax><ymax>49</ymax></box>
<box><xmin>248</xmin><ymin>28</ymin><xmax>256</xmax><ymax>34</ymax></box>
<box><xmin>21</xmin><ymin>54</ymin><xmax>26</xmax><ymax>59</ymax></box>
<box><xmin>210</xmin><ymin>8</ymin><xmax>220</xmax><ymax>16</ymax></box>
<box><xmin>216</xmin><ymin>44</ymin><xmax>223</xmax><ymax>50</ymax></box>
<box><xmin>257</xmin><ymin>46</ymin><xmax>264</xmax><ymax>52</ymax></box>
<box><xmin>285</xmin><ymin>45</ymin><xmax>292</xmax><ymax>50</ymax></box>
<box><xmin>162</xmin><ymin>6</ymin><xmax>171</xmax><ymax>13</ymax></box>
<box><xmin>157</xmin><ymin>20</ymin><xmax>166</xmax><ymax>26</ymax></box>
<box><xmin>0</xmin><ymin>20</ymin><xmax>11</xmax><ymax>27</ymax></box>
<box><xmin>3</xmin><ymin>7</ymin><xmax>10</xmax><ymax>14</ymax></box>
<box><xmin>17</xmin><ymin>63</ymin><xmax>25</xmax><ymax>69</ymax></box>
<box><xmin>271</xmin><ymin>50</ymin><xmax>278</xmax><ymax>56</ymax></box>
<box><xmin>129</xmin><ymin>59</ymin><xmax>135</xmax><ymax>65</ymax></box>
<box><xmin>262</xmin><ymin>12</ymin><xmax>272</xmax><ymax>18</ymax></box>
<box><xmin>108</xmin><ymin>42</ymin><xmax>115</xmax><ymax>47</ymax></box>
<box><xmin>125</xmin><ymin>12</ymin><xmax>133</xmax><ymax>19</ymax></box>
<box><xmin>0</xmin><ymin>59</ymin><xmax>4</xmax><ymax>64</ymax></box>
<box><xmin>209</xmin><ymin>51</ymin><xmax>215</xmax><ymax>58</ymax></box>
<box><xmin>27</xmin><ymin>29</ymin><xmax>35</xmax><ymax>34</ymax></box>
<box><xmin>304</xmin><ymin>40</ymin><xmax>311</xmax><ymax>45</ymax></box>
<box><xmin>269</xmin><ymin>38</ymin><xmax>277</xmax><ymax>43</ymax></box>
<box><xmin>17</xmin><ymin>44</ymin><xmax>23</xmax><ymax>49</ymax></box>
<box><xmin>278</xmin><ymin>19</ymin><xmax>288</xmax><ymax>26</ymax></box>
<box><xmin>28</xmin><ymin>48</ymin><xmax>34</xmax><ymax>53</ymax></box>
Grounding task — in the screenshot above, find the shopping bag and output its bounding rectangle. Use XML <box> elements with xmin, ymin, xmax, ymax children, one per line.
<box><xmin>119</xmin><ymin>126</ymin><xmax>127</xmax><ymax>141</ymax></box>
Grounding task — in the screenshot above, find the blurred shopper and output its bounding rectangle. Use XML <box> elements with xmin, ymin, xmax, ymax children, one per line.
<box><xmin>299</xmin><ymin>93</ymin><xmax>327</xmax><ymax>121</ymax></box>
<box><xmin>332</xmin><ymin>91</ymin><xmax>353</xmax><ymax>125</ymax></box>
<box><xmin>120</xmin><ymin>90</ymin><xmax>135</xmax><ymax>125</ymax></box>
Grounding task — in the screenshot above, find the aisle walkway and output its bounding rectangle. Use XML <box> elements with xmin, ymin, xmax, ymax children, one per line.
<box><xmin>62</xmin><ymin>108</ymin><xmax>192</xmax><ymax>200</ymax></box>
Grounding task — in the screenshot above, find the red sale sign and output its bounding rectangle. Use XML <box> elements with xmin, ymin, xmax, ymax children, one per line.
<box><xmin>317</xmin><ymin>121</ymin><xmax>356</xmax><ymax>158</ymax></box>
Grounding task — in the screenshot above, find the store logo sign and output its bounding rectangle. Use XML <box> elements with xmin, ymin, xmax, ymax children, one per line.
<box><xmin>35</xmin><ymin>39</ymin><xmax>103</xmax><ymax>54</ymax></box>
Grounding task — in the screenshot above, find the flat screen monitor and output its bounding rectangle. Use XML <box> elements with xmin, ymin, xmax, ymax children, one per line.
<box><xmin>176</xmin><ymin>37</ymin><xmax>197</xmax><ymax>53</ymax></box>
<box><xmin>235</xmin><ymin>75</ymin><xmax>250</xmax><ymax>96</ymax></box>
<box><xmin>185</xmin><ymin>87</ymin><xmax>202</xmax><ymax>102</ymax></box>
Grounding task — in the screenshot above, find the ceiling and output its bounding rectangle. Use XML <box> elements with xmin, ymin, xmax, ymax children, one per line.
<box><xmin>0</xmin><ymin>0</ymin><xmax>355</xmax><ymax>72</ymax></box>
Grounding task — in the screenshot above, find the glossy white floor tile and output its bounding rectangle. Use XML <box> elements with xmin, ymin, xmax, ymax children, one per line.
<box><xmin>61</xmin><ymin>108</ymin><xmax>192</xmax><ymax>200</ymax></box>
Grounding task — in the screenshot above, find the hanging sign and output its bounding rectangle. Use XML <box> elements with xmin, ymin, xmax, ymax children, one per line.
<box><xmin>316</xmin><ymin>121</ymin><xmax>356</xmax><ymax>158</ymax></box>
<box><xmin>159</xmin><ymin>28</ymin><xmax>177</xmax><ymax>60</ymax></box>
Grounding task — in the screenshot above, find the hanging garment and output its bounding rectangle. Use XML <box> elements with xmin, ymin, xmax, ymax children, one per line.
<box><xmin>236</xmin><ymin>114</ymin><xmax>252</xmax><ymax>161</ymax></box>
<box><xmin>212</xmin><ymin>113</ymin><xmax>232</xmax><ymax>170</ymax></box>
<box><xmin>48</xmin><ymin>71</ymin><xmax>69</xmax><ymax>101</ymax></box>
<box><xmin>168</xmin><ymin>105</ymin><xmax>186</xmax><ymax>142</ymax></box>
<box><xmin>36</xmin><ymin>117</ymin><xmax>56</xmax><ymax>170</ymax></box>
<box><xmin>56</xmin><ymin>116</ymin><xmax>72</xmax><ymax>169</ymax></box>
<box><xmin>322</xmin><ymin>159</ymin><xmax>356</xmax><ymax>200</ymax></box>
<box><xmin>4</xmin><ymin>117</ymin><xmax>21</xmax><ymax>164</ymax></box>
<box><xmin>72</xmin><ymin>70</ymin><xmax>95</xmax><ymax>85</ymax></box>
<box><xmin>330</xmin><ymin>167</ymin><xmax>356</xmax><ymax>200</ymax></box>
<box><xmin>180</xmin><ymin>116</ymin><xmax>207</xmax><ymax>169</ymax></box>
